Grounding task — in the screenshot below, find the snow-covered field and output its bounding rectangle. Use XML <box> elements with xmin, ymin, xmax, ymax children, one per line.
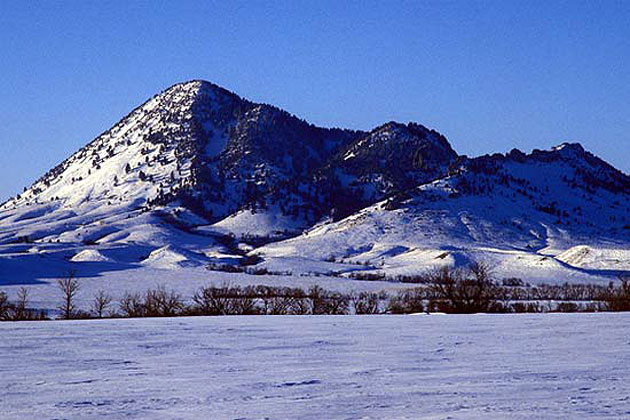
<box><xmin>2</xmin><ymin>313</ymin><xmax>630</xmax><ymax>419</ymax></box>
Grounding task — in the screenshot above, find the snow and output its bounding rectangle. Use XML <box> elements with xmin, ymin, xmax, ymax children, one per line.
<box><xmin>254</xmin><ymin>148</ymin><xmax>630</xmax><ymax>283</ymax></box>
<box><xmin>556</xmin><ymin>245</ymin><xmax>630</xmax><ymax>271</ymax></box>
<box><xmin>70</xmin><ymin>249</ymin><xmax>111</xmax><ymax>262</ymax></box>
<box><xmin>2</xmin><ymin>313</ymin><xmax>630</xmax><ymax>419</ymax></box>
<box><xmin>0</xmin><ymin>79</ymin><xmax>627</xmax><ymax>289</ymax></box>
<box><xmin>204</xmin><ymin>207</ymin><xmax>307</xmax><ymax>239</ymax></box>
<box><xmin>142</xmin><ymin>245</ymin><xmax>209</xmax><ymax>269</ymax></box>
<box><xmin>0</xmin><ymin>78</ymin><xmax>628</xmax><ymax>418</ymax></box>
<box><xmin>0</xmin><ymin>261</ymin><xmax>415</xmax><ymax>315</ymax></box>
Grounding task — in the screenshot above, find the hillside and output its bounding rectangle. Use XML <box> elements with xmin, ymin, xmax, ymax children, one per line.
<box><xmin>258</xmin><ymin>143</ymin><xmax>630</xmax><ymax>281</ymax></box>
<box><xmin>0</xmin><ymin>80</ymin><xmax>628</xmax><ymax>285</ymax></box>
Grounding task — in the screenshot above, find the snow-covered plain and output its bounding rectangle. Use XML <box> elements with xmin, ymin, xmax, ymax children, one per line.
<box><xmin>2</xmin><ymin>314</ymin><xmax>630</xmax><ymax>419</ymax></box>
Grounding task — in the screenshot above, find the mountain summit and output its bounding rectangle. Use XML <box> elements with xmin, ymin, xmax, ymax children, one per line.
<box><xmin>2</xmin><ymin>80</ymin><xmax>456</xmax><ymax>227</ymax></box>
<box><xmin>0</xmin><ymin>80</ymin><xmax>628</xmax><ymax>283</ymax></box>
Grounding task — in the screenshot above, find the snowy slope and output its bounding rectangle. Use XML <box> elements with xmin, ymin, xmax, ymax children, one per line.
<box><xmin>318</xmin><ymin>121</ymin><xmax>457</xmax><ymax>216</ymax></box>
<box><xmin>0</xmin><ymin>80</ymin><xmax>628</xmax><ymax>286</ymax></box>
<box><xmin>1</xmin><ymin>80</ymin><xmax>456</xmax><ymax>245</ymax></box>
<box><xmin>259</xmin><ymin>144</ymin><xmax>630</xmax><ymax>282</ymax></box>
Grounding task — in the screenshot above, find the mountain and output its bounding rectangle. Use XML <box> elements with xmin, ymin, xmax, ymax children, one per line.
<box><xmin>1</xmin><ymin>81</ymin><xmax>456</xmax><ymax>240</ymax></box>
<box><xmin>259</xmin><ymin>143</ymin><xmax>629</xmax><ymax>281</ymax></box>
<box><xmin>319</xmin><ymin>121</ymin><xmax>457</xmax><ymax>217</ymax></box>
<box><xmin>1</xmin><ymin>81</ymin><xmax>354</xmax><ymax>229</ymax></box>
<box><xmin>0</xmin><ymin>80</ymin><xmax>628</xmax><ymax>284</ymax></box>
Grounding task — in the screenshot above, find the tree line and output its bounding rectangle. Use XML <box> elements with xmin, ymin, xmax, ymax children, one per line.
<box><xmin>1</xmin><ymin>265</ymin><xmax>630</xmax><ymax>321</ymax></box>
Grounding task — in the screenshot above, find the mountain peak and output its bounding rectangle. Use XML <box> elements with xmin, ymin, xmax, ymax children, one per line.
<box><xmin>158</xmin><ymin>79</ymin><xmax>245</xmax><ymax>107</ymax></box>
<box><xmin>323</xmin><ymin>120</ymin><xmax>458</xmax><ymax>211</ymax></box>
<box><xmin>549</xmin><ymin>142</ymin><xmax>588</xmax><ymax>160</ymax></box>
<box><xmin>552</xmin><ymin>142</ymin><xmax>585</xmax><ymax>152</ymax></box>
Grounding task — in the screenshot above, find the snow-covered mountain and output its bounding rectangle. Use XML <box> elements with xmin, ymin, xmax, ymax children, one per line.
<box><xmin>0</xmin><ymin>80</ymin><xmax>628</xmax><ymax>284</ymax></box>
<box><xmin>2</xmin><ymin>81</ymin><xmax>354</xmax><ymax>230</ymax></box>
<box><xmin>259</xmin><ymin>143</ymin><xmax>629</xmax><ymax>282</ymax></box>
<box><xmin>319</xmin><ymin>121</ymin><xmax>457</xmax><ymax>217</ymax></box>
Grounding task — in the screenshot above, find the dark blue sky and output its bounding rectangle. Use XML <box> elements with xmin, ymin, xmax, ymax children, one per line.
<box><xmin>1</xmin><ymin>0</ymin><xmax>629</xmax><ymax>201</ymax></box>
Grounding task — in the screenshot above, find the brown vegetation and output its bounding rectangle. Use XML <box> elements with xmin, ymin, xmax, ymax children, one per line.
<box><xmin>1</xmin><ymin>267</ymin><xmax>630</xmax><ymax>322</ymax></box>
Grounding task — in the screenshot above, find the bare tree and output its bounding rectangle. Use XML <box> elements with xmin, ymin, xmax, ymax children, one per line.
<box><xmin>601</xmin><ymin>279</ymin><xmax>630</xmax><ymax>311</ymax></box>
<box><xmin>230</xmin><ymin>285</ymin><xmax>259</xmax><ymax>315</ymax></box>
<box><xmin>2</xmin><ymin>287</ymin><xmax>43</xmax><ymax>321</ymax></box>
<box><xmin>428</xmin><ymin>263</ymin><xmax>500</xmax><ymax>313</ymax></box>
<box><xmin>351</xmin><ymin>291</ymin><xmax>384</xmax><ymax>315</ymax></box>
<box><xmin>119</xmin><ymin>292</ymin><xmax>145</xmax><ymax>317</ymax></box>
<box><xmin>92</xmin><ymin>290</ymin><xmax>113</xmax><ymax>318</ymax></box>
<box><xmin>0</xmin><ymin>290</ymin><xmax>10</xmax><ymax>320</ymax></box>
<box><xmin>288</xmin><ymin>288</ymin><xmax>311</xmax><ymax>315</ymax></box>
<box><xmin>308</xmin><ymin>285</ymin><xmax>328</xmax><ymax>315</ymax></box>
<box><xmin>308</xmin><ymin>285</ymin><xmax>349</xmax><ymax>315</ymax></box>
<box><xmin>387</xmin><ymin>288</ymin><xmax>425</xmax><ymax>314</ymax></box>
<box><xmin>13</xmin><ymin>287</ymin><xmax>30</xmax><ymax>320</ymax></box>
<box><xmin>257</xmin><ymin>286</ymin><xmax>297</xmax><ymax>315</ymax></box>
<box><xmin>144</xmin><ymin>285</ymin><xmax>183</xmax><ymax>317</ymax></box>
<box><xmin>57</xmin><ymin>270</ymin><xmax>80</xmax><ymax>319</ymax></box>
<box><xmin>192</xmin><ymin>283</ymin><xmax>235</xmax><ymax>315</ymax></box>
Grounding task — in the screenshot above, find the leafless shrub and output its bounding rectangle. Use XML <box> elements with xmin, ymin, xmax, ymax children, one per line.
<box><xmin>265</xmin><ymin>296</ymin><xmax>293</xmax><ymax>314</ymax></box>
<box><xmin>206</xmin><ymin>263</ymin><xmax>243</xmax><ymax>273</ymax></box>
<box><xmin>192</xmin><ymin>284</ymin><xmax>237</xmax><ymax>315</ymax></box>
<box><xmin>256</xmin><ymin>286</ymin><xmax>293</xmax><ymax>315</ymax></box>
<box><xmin>1</xmin><ymin>287</ymin><xmax>46</xmax><ymax>321</ymax></box>
<box><xmin>14</xmin><ymin>287</ymin><xmax>30</xmax><ymax>319</ymax></box>
<box><xmin>92</xmin><ymin>290</ymin><xmax>113</xmax><ymax>318</ymax></box>
<box><xmin>288</xmin><ymin>288</ymin><xmax>311</xmax><ymax>315</ymax></box>
<box><xmin>348</xmin><ymin>272</ymin><xmax>386</xmax><ymax>281</ymax></box>
<box><xmin>387</xmin><ymin>288</ymin><xmax>425</xmax><ymax>314</ymax></box>
<box><xmin>144</xmin><ymin>285</ymin><xmax>184</xmax><ymax>317</ymax></box>
<box><xmin>502</xmin><ymin>277</ymin><xmax>525</xmax><ymax>287</ymax></box>
<box><xmin>510</xmin><ymin>302</ymin><xmax>544</xmax><ymax>313</ymax></box>
<box><xmin>230</xmin><ymin>286</ymin><xmax>260</xmax><ymax>315</ymax></box>
<box><xmin>118</xmin><ymin>285</ymin><xmax>184</xmax><ymax>317</ymax></box>
<box><xmin>600</xmin><ymin>280</ymin><xmax>630</xmax><ymax>312</ymax></box>
<box><xmin>555</xmin><ymin>302</ymin><xmax>580</xmax><ymax>313</ymax></box>
<box><xmin>428</xmin><ymin>263</ymin><xmax>501</xmax><ymax>314</ymax></box>
<box><xmin>351</xmin><ymin>291</ymin><xmax>384</xmax><ymax>314</ymax></box>
<box><xmin>119</xmin><ymin>292</ymin><xmax>146</xmax><ymax>317</ymax></box>
<box><xmin>0</xmin><ymin>291</ymin><xmax>9</xmax><ymax>319</ymax></box>
<box><xmin>191</xmin><ymin>284</ymin><xmax>262</xmax><ymax>315</ymax></box>
<box><xmin>309</xmin><ymin>285</ymin><xmax>349</xmax><ymax>315</ymax></box>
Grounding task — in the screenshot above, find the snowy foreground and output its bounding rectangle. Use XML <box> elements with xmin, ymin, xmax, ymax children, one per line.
<box><xmin>2</xmin><ymin>314</ymin><xmax>630</xmax><ymax>419</ymax></box>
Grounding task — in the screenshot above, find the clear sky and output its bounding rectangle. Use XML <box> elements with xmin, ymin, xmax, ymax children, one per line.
<box><xmin>1</xmin><ymin>0</ymin><xmax>629</xmax><ymax>201</ymax></box>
